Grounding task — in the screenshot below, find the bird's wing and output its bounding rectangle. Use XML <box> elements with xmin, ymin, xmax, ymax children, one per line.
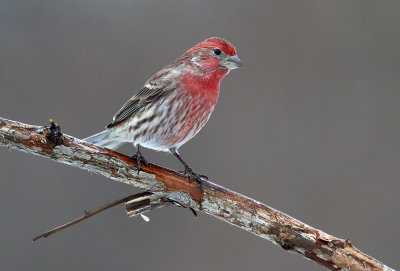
<box><xmin>106</xmin><ymin>70</ymin><xmax>177</xmax><ymax>128</ymax></box>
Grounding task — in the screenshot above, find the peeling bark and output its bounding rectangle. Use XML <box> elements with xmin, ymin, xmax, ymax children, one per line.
<box><xmin>0</xmin><ymin>117</ymin><xmax>394</xmax><ymax>271</ymax></box>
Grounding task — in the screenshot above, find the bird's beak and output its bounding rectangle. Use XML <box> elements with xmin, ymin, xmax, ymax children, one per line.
<box><xmin>223</xmin><ymin>55</ymin><xmax>243</xmax><ymax>69</ymax></box>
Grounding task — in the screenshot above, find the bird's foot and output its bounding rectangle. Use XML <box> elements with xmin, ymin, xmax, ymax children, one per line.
<box><xmin>180</xmin><ymin>167</ymin><xmax>208</xmax><ymax>185</ymax></box>
<box><xmin>131</xmin><ymin>151</ymin><xmax>149</xmax><ymax>173</ymax></box>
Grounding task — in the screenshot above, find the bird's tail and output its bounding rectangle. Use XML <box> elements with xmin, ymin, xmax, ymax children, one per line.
<box><xmin>84</xmin><ymin>129</ymin><xmax>124</xmax><ymax>150</ymax></box>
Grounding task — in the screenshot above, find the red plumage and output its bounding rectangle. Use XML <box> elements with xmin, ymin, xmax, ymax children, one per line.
<box><xmin>187</xmin><ymin>37</ymin><xmax>238</xmax><ymax>56</ymax></box>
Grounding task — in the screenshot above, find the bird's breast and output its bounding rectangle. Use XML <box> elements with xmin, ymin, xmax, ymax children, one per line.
<box><xmin>163</xmin><ymin>89</ymin><xmax>216</xmax><ymax>148</ymax></box>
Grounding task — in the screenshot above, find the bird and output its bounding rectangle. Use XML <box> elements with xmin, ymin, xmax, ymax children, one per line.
<box><xmin>84</xmin><ymin>37</ymin><xmax>242</xmax><ymax>183</ymax></box>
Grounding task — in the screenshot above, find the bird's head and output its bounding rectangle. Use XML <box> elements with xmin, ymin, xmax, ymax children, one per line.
<box><xmin>184</xmin><ymin>37</ymin><xmax>242</xmax><ymax>73</ymax></box>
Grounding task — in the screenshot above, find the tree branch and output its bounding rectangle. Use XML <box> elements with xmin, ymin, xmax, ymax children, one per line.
<box><xmin>0</xmin><ymin>117</ymin><xmax>393</xmax><ymax>271</ymax></box>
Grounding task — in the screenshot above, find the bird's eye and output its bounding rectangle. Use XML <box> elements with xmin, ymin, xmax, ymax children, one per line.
<box><xmin>213</xmin><ymin>48</ymin><xmax>222</xmax><ymax>55</ymax></box>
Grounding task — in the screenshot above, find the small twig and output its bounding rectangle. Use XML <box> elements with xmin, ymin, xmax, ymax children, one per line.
<box><xmin>33</xmin><ymin>192</ymin><xmax>153</xmax><ymax>241</ymax></box>
<box><xmin>125</xmin><ymin>192</ymin><xmax>169</xmax><ymax>217</ymax></box>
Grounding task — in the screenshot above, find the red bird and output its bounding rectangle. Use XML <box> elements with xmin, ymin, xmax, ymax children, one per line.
<box><xmin>85</xmin><ymin>37</ymin><xmax>242</xmax><ymax>183</ymax></box>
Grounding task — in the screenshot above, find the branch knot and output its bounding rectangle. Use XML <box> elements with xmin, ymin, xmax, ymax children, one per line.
<box><xmin>45</xmin><ymin>119</ymin><xmax>64</xmax><ymax>146</ymax></box>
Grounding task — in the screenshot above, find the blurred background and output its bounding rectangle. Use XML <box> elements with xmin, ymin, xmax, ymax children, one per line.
<box><xmin>1</xmin><ymin>1</ymin><xmax>399</xmax><ymax>270</ymax></box>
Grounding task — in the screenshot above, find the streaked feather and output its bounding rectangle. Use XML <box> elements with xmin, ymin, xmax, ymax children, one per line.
<box><xmin>106</xmin><ymin>70</ymin><xmax>177</xmax><ymax>128</ymax></box>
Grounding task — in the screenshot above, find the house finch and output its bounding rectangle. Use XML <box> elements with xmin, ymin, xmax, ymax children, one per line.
<box><xmin>85</xmin><ymin>37</ymin><xmax>242</xmax><ymax>183</ymax></box>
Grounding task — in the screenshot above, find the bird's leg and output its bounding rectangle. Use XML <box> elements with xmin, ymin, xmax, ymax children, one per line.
<box><xmin>131</xmin><ymin>144</ymin><xmax>149</xmax><ymax>173</ymax></box>
<box><xmin>170</xmin><ymin>149</ymin><xmax>208</xmax><ymax>184</ymax></box>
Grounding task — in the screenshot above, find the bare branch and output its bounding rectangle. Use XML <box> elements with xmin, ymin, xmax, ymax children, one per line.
<box><xmin>0</xmin><ymin>117</ymin><xmax>394</xmax><ymax>271</ymax></box>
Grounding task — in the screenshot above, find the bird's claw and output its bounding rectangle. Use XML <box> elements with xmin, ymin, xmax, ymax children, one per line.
<box><xmin>131</xmin><ymin>151</ymin><xmax>149</xmax><ymax>173</ymax></box>
<box><xmin>179</xmin><ymin>167</ymin><xmax>207</xmax><ymax>185</ymax></box>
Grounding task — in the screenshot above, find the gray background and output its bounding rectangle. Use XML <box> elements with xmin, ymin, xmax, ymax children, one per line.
<box><xmin>1</xmin><ymin>1</ymin><xmax>399</xmax><ymax>270</ymax></box>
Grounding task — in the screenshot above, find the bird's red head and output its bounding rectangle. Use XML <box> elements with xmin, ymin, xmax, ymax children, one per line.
<box><xmin>184</xmin><ymin>37</ymin><xmax>242</xmax><ymax>72</ymax></box>
<box><xmin>166</xmin><ymin>37</ymin><xmax>242</xmax><ymax>94</ymax></box>
<box><xmin>188</xmin><ymin>37</ymin><xmax>238</xmax><ymax>56</ymax></box>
